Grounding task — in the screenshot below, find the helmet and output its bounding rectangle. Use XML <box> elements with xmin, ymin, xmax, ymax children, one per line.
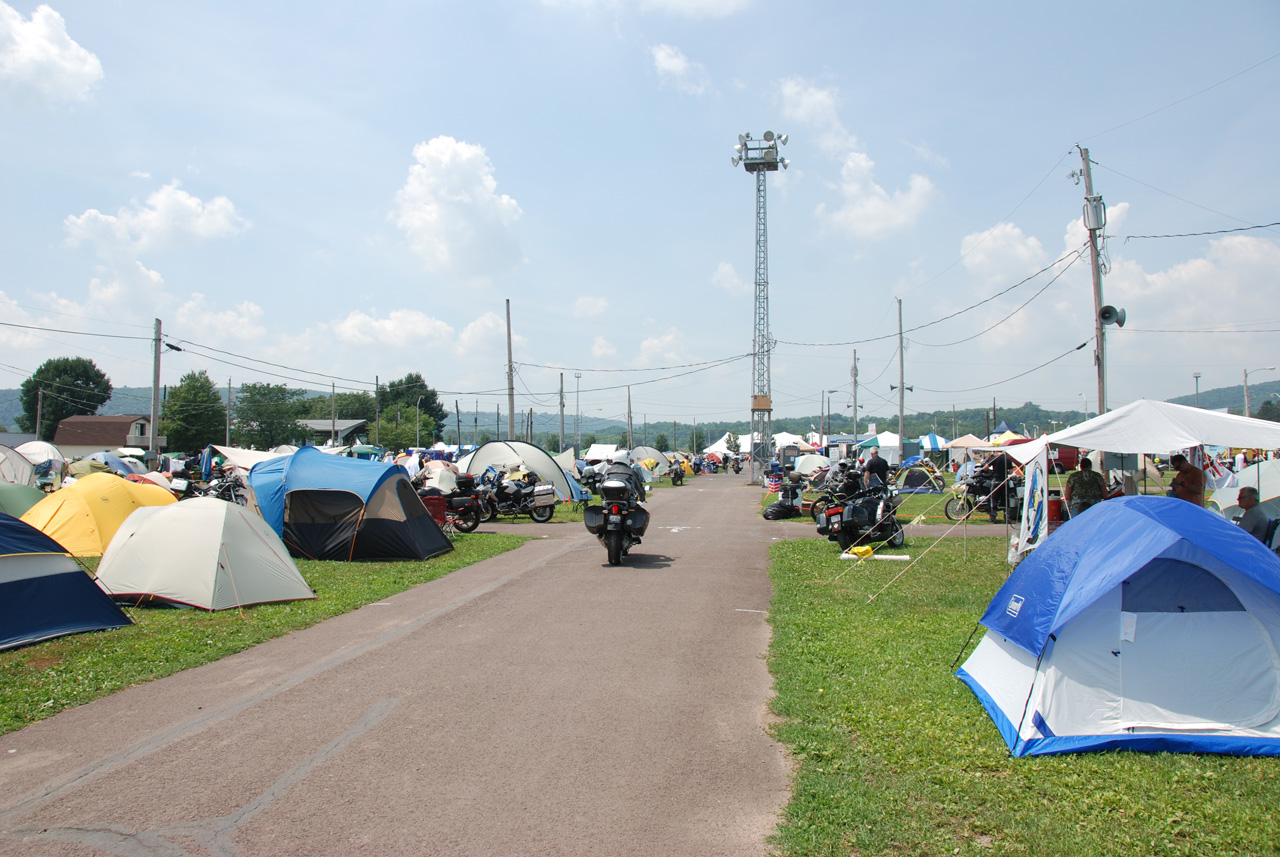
<box><xmin>609</xmin><ymin>449</ymin><xmax>631</xmax><ymax>465</ymax></box>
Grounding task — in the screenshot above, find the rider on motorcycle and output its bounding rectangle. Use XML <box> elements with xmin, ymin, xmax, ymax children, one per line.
<box><xmin>603</xmin><ymin>449</ymin><xmax>645</xmax><ymax>502</ymax></box>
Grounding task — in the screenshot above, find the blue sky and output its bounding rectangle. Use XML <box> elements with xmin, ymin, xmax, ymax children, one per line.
<box><xmin>2</xmin><ymin>1</ymin><xmax>1278</xmax><ymax>432</ymax></box>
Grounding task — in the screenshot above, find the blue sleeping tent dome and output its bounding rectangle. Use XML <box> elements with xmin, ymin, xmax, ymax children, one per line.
<box><xmin>0</xmin><ymin>513</ymin><xmax>131</xmax><ymax>651</ymax></box>
<box><xmin>958</xmin><ymin>495</ymin><xmax>1280</xmax><ymax>756</ymax></box>
<box><xmin>248</xmin><ymin>447</ymin><xmax>452</xmax><ymax>562</ymax></box>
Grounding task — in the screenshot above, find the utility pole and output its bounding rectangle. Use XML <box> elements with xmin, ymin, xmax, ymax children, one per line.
<box><xmin>331</xmin><ymin>383</ymin><xmax>336</xmax><ymax>446</ymax></box>
<box><xmin>851</xmin><ymin>349</ymin><xmax>858</xmax><ymax>443</ymax></box>
<box><xmin>374</xmin><ymin>375</ymin><xmax>379</xmax><ymax>445</ymax></box>
<box><xmin>574</xmin><ymin>372</ymin><xmax>582</xmax><ymax>454</ymax></box>
<box><xmin>226</xmin><ymin>378</ymin><xmax>232</xmax><ymax>445</ymax></box>
<box><xmin>1077</xmin><ymin>146</ymin><xmax>1109</xmax><ymax>414</ymax></box>
<box><xmin>150</xmin><ymin>318</ymin><xmax>161</xmax><ymax>456</ymax></box>
<box><xmin>505</xmin><ymin>299</ymin><xmax>515</xmax><ymax>441</ymax></box>
<box><xmin>626</xmin><ymin>386</ymin><xmax>633</xmax><ymax>448</ymax></box>
<box><xmin>558</xmin><ymin>373</ymin><xmax>565</xmax><ymax>453</ymax></box>
<box><xmin>897</xmin><ymin>298</ymin><xmax>906</xmax><ymax>462</ymax></box>
<box><xmin>35</xmin><ymin>388</ymin><xmax>43</xmax><ymax>440</ymax></box>
<box><xmin>455</xmin><ymin>400</ymin><xmax>461</xmax><ymax>447</ymax></box>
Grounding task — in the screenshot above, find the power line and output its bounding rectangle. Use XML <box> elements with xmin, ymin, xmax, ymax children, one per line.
<box><xmin>1123</xmin><ymin>221</ymin><xmax>1280</xmax><ymax>243</ymax></box>
<box><xmin>914</xmin><ymin>342</ymin><xmax>1089</xmax><ymax>394</ymax></box>
<box><xmin>0</xmin><ymin>320</ymin><xmax>151</xmax><ymax>341</ymax></box>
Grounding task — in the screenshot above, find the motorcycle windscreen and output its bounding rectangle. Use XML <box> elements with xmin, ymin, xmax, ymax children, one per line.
<box><xmin>284</xmin><ymin>490</ymin><xmax>363</xmax><ymax>560</ymax></box>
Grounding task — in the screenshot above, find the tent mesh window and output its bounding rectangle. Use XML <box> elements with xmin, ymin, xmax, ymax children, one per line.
<box><xmin>1121</xmin><ymin>560</ymin><xmax>1245</xmax><ymax>613</ymax></box>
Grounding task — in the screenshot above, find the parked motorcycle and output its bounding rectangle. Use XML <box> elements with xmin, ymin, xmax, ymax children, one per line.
<box><xmin>583</xmin><ymin>477</ymin><xmax>650</xmax><ymax>565</ymax></box>
<box><xmin>944</xmin><ymin>473</ymin><xmax>1024</xmax><ymax>523</ymax></box>
<box><xmin>194</xmin><ymin>467</ymin><xmax>247</xmax><ymax>505</ymax></box>
<box><xmin>477</xmin><ymin>470</ymin><xmax>557</xmax><ymax>523</ymax></box>
<box><xmin>669</xmin><ymin>465</ymin><xmax>684</xmax><ymax>486</ymax></box>
<box><xmin>815</xmin><ymin>478</ymin><xmax>905</xmax><ymax>550</ymax></box>
<box><xmin>418</xmin><ymin>472</ymin><xmax>483</xmax><ymax>533</ymax></box>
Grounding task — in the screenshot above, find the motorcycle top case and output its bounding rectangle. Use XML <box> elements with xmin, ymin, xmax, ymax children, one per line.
<box><xmin>454</xmin><ymin>473</ymin><xmax>476</xmax><ymax>492</ymax></box>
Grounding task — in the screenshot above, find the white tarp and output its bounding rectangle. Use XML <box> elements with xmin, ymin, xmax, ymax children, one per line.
<box><xmin>0</xmin><ymin>445</ymin><xmax>37</xmax><ymax>487</ymax></box>
<box><xmin>213</xmin><ymin>445</ymin><xmax>291</xmax><ymax>472</ymax></box>
<box><xmin>582</xmin><ymin>443</ymin><xmax>617</xmax><ymax>463</ymax></box>
<box><xmin>1005</xmin><ymin>400</ymin><xmax>1280</xmax><ymax>466</ymax></box>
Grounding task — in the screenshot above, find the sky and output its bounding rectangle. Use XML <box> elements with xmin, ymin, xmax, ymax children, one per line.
<box><xmin>2</xmin><ymin>1</ymin><xmax>1279</xmax><ymax>435</ymax></box>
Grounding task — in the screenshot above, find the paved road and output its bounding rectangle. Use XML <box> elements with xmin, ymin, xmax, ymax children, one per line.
<box><xmin>0</xmin><ymin>474</ymin><xmax>790</xmax><ymax>856</ymax></box>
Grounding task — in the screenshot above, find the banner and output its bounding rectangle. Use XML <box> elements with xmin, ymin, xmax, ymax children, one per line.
<box><xmin>1015</xmin><ymin>445</ymin><xmax>1049</xmax><ymax>557</ymax></box>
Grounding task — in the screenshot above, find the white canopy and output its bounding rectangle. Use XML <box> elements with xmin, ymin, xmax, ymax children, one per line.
<box><xmin>1005</xmin><ymin>400</ymin><xmax>1280</xmax><ymax>465</ymax></box>
<box><xmin>582</xmin><ymin>443</ymin><xmax>617</xmax><ymax>463</ymax></box>
<box><xmin>212</xmin><ymin>444</ymin><xmax>291</xmax><ymax>471</ymax></box>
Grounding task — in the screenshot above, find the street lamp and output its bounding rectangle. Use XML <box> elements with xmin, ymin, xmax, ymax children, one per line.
<box><xmin>1193</xmin><ymin>372</ymin><xmax>1201</xmax><ymax>407</ymax></box>
<box><xmin>1080</xmin><ymin>393</ymin><xmax>1088</xmax><ymax>424</ymax></box>
<box><xmin>415</xmin><ymin>395</ymin><xmax>425</xmax><ymax>447</ymax></box>
<box><xmin>574</xmin><ymin>372</ymin><xmax>582</xmax><ymax>454</ymax></box>
<box><xmin>1244</xmin><ymin>367</ymin><xmax>1275</xmax><ymax>416</ymax></box>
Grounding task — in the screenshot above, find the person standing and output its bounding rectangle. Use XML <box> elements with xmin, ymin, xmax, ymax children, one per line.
<box><xmin>1063</xmin><ymin>456</ymin><xmax>1107</xmax><ymax>518</ymax></box>
<box><xmin>1236</xmin><ymin>486</ymin><xmax>1271</xmax><ymax>542</ymax></box>
<box><xmin>864</xmin><ymin>447</ymin><xmax>890</xmax><ymax>488</ymax></box>
<box><xmin>1169</xmin><ymin>454</ymin><xmax>1206</xmax><ymax>507</ymax></box>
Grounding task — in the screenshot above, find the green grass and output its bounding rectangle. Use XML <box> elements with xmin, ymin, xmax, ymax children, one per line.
<box><xmin>0</xmin><ymin>533</ymin><xmax>527</xmax><ymax>736</ymax></box>
<box><xmin>766</xmin><ymin>535</ymin><xmax>1280</xmax><ymax>856</ymax></box>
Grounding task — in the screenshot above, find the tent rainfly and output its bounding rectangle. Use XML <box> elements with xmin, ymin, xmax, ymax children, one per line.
<box><xmin>0</xmin><ymin>512</ymin><xmax>131</xmax><ymax>651</ymax></box>
<box><xmin>455</xmin><ymin>440</ymin><xmax>577</xmax><ymax>501</ymax></box>
<box><xmin>958</xmin><ymin>495</ymin><xmax>1280</xmax><ymax>756</ymax></box>
<box><xmin>95</xmin><ymin>498</ymin><xmax>316</xmax><ymax>611</ymax></box>
<box><xmin>21</xmin><ymin>473</ymin><xmax>177</xmax><ymax>557</ymax></box>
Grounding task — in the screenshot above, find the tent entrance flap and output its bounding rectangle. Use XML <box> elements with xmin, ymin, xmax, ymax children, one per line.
<box><xmin>285</xmin><ymin>492</ymin><xmax>363</xmax><ymax>560</ymax></box>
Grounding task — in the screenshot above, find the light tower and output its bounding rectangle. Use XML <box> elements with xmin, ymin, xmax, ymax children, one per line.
<box><xmin>731</xmin><ymin>130</ymin><xmax>789</xmax><ymax>484</ymax></box>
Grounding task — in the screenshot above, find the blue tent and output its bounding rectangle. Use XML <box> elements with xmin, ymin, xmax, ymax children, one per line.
<box><xmin>958</xmin><ymin>496</ymin><xmax>1280</xmax><ymax>756</ymax></box>
<box><xmin>248</xmin><ymin>447</ymin><xmax>452</xmax><ymax>561</ymax></box>
<box><xmin>0</xmin><ymin>513</ymin><xmax>131</xmax><ymax>651</ymax></box>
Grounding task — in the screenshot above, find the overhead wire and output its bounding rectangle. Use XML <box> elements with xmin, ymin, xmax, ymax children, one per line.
<box><xmin>914</xmin><ymin>342</ymin><xmax>1089</xmax><ymax>394</ymax></box>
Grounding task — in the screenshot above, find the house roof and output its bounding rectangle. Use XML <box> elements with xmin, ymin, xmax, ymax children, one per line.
<box><xmin>53</xmin><ymin>414</ymin><xmax>149</xmax><ymax>447</ymax></box>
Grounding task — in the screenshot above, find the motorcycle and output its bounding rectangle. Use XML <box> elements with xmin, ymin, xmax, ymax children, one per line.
<box><xmin>732</xmin><ymin>459</ymin><xmax>742</xmax><ymax>475</ymax></box>
<box><xmin>418</xmin><ymin>472</ymin><xmax>483</xmax><ymax>533</ymax></box>
<box><xmin>583</xmin><ymin>477</ymin><xmax>650</xmax><ymax>565</ymax></box>
<box><xmin>669</xmin><ymin>465</ymin><xmax>684</xmax><ymax>486</ymax></box>
<box><xmin>945</xmin><ymin>472</ymin><xmax>1024</xmax><ymax>523</ymax></box>
<box><xmin>815</xmin><ymin>478</ymin><xmax>905</xmax><ymax>550</ymax></box>
<box><xmin>477</xmin><ymin>470</ymin><xmax>557</xmax><ymax>523</ymax></box>
<box><xmin>194</xmin><ymin>467</ymin><xmax>247</xmax><ymax>505</ymax></box>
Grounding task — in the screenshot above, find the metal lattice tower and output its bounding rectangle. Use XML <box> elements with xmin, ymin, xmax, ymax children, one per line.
<box><xmin>731</xmin><ymin>131</ymin><xmax>788</xmax><ymax>483</ymax></box>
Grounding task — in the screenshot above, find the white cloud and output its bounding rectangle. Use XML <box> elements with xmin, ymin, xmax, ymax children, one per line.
<box><xmin>712</xmin><ymin>261</ymin><xmax>750</xmax><ymax>297</ymax></box>
<box><xmin>592</xmin><ymin>335</ymin><xmax>617</xmax><ymax>360</ymax></box>
<box><xmin>637</xmin><ymin>328</ymin><xmax>685</xmax><ymax>366</ymax></box>
<box><xmin>175</xmin><ymin>294</ymin><xmax>267</xmax><ymax>342</ymax></box>
<box><xmin>457</xmin><ymin>311</ymin><xmax>526</xmax><ymax>358</ymax></box>
<box><xmin>650</xmin><ymin>43</ymin><xmax>709</xmax><ymax>95</ymax></box>
<box><xmin>903</xmin><ymin>139</ymin><xmax>949</xmax><ymax>169</ymax></box>
<box><xmin>960</xmin><ymin>222</ymin><xmax>1046</xmax><ymax>287</ymax></box>
<box><xmin>574</xmin><ymin>295</ymin><xmax>609</xmax><ymax>318</ymax></box>
<box><xmin>327</xmin><ymin>309</ymin><xmax>455</xmax><ymax>348</ymax></box>
<box><xmin>0</xmin><ymin>2</ymin><xmax>102</xmax><ymax>101</ymax></box>
<box><xmin>817</xmin><ymin>150</ymin><xmax>934</xmax><ymax>240</ymax></box>
<box><xmin>65</xmin><ymin>181</ymin><xmax>250</xmax><ymax>257</ymax></box>
<box><xmin>392</xmin><ymin>136</ymin><xmax>524</xmax><ymax>285</ymax></box>
<box><xmin>779</xmin><ymin>77</ymin><xmax>855</xmax><ymax>152</ymax></box>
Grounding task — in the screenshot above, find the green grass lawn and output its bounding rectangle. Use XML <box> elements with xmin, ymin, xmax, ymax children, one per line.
<box><xmin>0</xmin><ymin>533</ymin><xmax>527</xmax><ymax>736</ymax></box>
<box><xmin>766</xmin><ymin>535</ymin><xmax>1279</xmax><ymax>856</ymax></box>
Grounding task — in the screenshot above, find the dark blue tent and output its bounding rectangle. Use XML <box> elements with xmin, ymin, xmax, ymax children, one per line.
<box><xmin>248</xmin><ymin>447</ymin><xmax>452</xmax><ymax>561</ymax></box>
<box><xmin>0</xmin><ymin>513</ymin><xmax>131</xmax><ymax>651</ymax></box>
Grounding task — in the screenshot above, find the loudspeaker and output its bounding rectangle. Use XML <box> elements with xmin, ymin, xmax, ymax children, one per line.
<box><xmin>1100</xmin><ymin>305</ymin><xmax>1126</xmax><ymax>327</ymax></box>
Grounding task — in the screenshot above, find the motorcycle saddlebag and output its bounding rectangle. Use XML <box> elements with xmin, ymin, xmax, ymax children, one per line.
<box><xmin>532</xmin><ymin>482</ymin><xmax>558</xmax><ymax>508</ymax></box>
<box><xmin>583</xmin><ymin>505</ymin><xmax>606</xmax><ymax>535</ymax></box>
<box><xmin>447</xmin><ymin>495</ymin><xmax>475</xmax><ymax>511</ymax></box>
<box><xmin>625</xmin><ymin>505</ymin><xmax>650</xmax><ymax>537</ymax></box>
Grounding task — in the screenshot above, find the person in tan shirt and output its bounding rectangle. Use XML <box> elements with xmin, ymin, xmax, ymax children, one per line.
<box><xmin>1169</xmin><ymin>453</ymin><xmax>1206</xmax><ymax>507</ymax></box>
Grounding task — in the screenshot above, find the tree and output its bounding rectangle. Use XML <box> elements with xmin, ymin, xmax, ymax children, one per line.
<box><xmin>233</xmin><ymin>383</ymin><xmax>306</xmax><ymax>449</ymax></box>
<box><xmin>689</xmin><ymin>428</ymin><xmax>705</xmax><ymax>452</ymax></box>
<box><xmin>1256</xmin><ymin>399</ymin><xmax>1280</xmax><ymax>422</ymax></box>
<box><xmin>653</xmin><ymin>433</ymin><xmax>670</xmax><ymax>452</ymax></box>
<box><xmin>161</xmin><ymin>370</ymin><xmax>227</xmax><ymax>453</ymax></box>
<box><xmin>16</xmin><ymin>357</ymin><xmax>113</xmax><ymax>442</ymax></box>
<box><xmin>727</xmin><ymin>433</ymin><xmax>741</xmax><ymax>455</ymax></box>
<box><xmin>369</xmin><ymin>414</ymin><xmax>431</xmax><ymax>453</ymax></box>
<box><xmin>380</xmin><ymin>372</ymin><xmax>448</xmax><ymax>440</ymax></box>
<box><xmin>301</xmin><ymin>391</ymin><xmax>376</xmax><ymax>423</ymax></box>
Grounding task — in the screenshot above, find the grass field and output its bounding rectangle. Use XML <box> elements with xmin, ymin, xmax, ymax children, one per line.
<box><xmin>0</xmin><ymin>532</ymin><xmax>528</xmax><ymax>736</ymax></box>
<box><xmin>765</xmin><ymin>535</ymin><xmax>1279</xmax><ymax>856</ymax></box>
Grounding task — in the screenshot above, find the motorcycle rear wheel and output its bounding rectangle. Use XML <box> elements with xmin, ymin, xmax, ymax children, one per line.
<box><xmin>605</xmin><ymin>531</ymin><xmax>623</xmax><ymax>566</ymax></box>
<box><xmin>529</xmin><ymin>504</ymin><xmax>554</xmax><ymax>523</ymax></box>
<box><xmin>944</xmin><ymin>496</ymin><xmax>973</xmax><ymax>521</ymax></box>
<box><xmin>453</xmin><ymin>506</ymin><xmax>481</xmax><ymax>533</ymax></box>
<box><xmin>836</xmin><ymin>527</ymin><xmax>858</xmax><ymax>551</ymax></box>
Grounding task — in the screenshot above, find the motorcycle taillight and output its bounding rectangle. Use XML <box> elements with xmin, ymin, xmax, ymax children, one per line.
<box><xmin>825</xmin><ymin>507</ymin><xmax>841</xmax><ymax>517</ymax></box>
<box><xmin>610</xmin><ymin>504</ymin><xmax>620</xmax><ymax>515</ymax></box>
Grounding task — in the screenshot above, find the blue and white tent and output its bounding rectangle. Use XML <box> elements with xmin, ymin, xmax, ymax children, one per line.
<box><xmin>0</xmin><ymin>513</ymin><xmax>131</xmax><ymax>651</ymax></box>
<box><xmin>958</xmin><ymin>495</ymin><xmax>1280</xmax><ymax>756</ymax></box>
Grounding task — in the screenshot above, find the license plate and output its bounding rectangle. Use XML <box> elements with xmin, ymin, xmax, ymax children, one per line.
<box><xmin>607</xmin><ymin>515</ymin><xmax>621</xmax><ymax>523</ymax></box>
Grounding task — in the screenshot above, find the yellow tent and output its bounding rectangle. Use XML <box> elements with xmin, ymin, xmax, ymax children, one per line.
<box><xmin>991</xmin><ymin>430</ymin><xmax>1026</xmax><ymax>446</ymax></box>
<box><xmin>21</xmin><ymin>473</ymin><xmax>177</xmax><ymax>557</ymax></box>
